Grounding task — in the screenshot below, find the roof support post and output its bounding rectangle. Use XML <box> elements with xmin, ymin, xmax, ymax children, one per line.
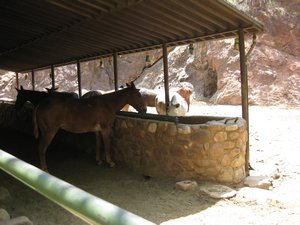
<box><xmin>16</xmin><ymin>72</ymin><xmax>19</xmax><ymax>89</ymax></box>
<box><xmin>77</xmin><ymin>60</ymin><xmax>82</xmax><ymax>97</ymax></box>
<box><xmin>31</xmin><ymin>70</ymin><xmax>35</xmax><ymax>91</ymax></box>
<box><xmin>51</xmin><ymin>65</ymin><xmax>55</xmax><ymax>89</ymax></box>
<box><xmin>238</xmin><ymin>29</ymin><xmax>250</xmax><ymax>176</ymax></box>
<box><xmin>162</xmin><ymin>44</ymin><xmax>170</xmax><ymax>115</ymax></box>
<box><xmin>113</xmin><ymin>52</ymin><xmax>118</xmax><ymax>91</ymax></box>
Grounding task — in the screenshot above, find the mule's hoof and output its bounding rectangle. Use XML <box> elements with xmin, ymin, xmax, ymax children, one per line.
<box><xmin>109</xmin><ymin>162</ymin><xmax>115</xmax><ymax>167</ymax></box>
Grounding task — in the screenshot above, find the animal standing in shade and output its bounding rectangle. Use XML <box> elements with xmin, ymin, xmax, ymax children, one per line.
<box><xmin>124</xmin><ymin>86</ymin><xmax>192</xmax><ymax>112</ymax></box>
<box><xmin>33</xmin><ymin>82</ymin><xmax>146</xmax><ymax>171</ymax></box>
<box><xmin>15</xmin><ymin>86</ymin><xmax>78</xmax><ymax>111</ymax></box>
<box><xmin>153</xmin><ymin>86</ymin><xmax>192</xmax><ymax>116</ymax></box>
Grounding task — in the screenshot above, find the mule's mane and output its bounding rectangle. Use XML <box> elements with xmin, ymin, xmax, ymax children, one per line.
<box><xmin>87</xmin><ymin>85</ymin><xmax>135</xmax><ymax>100</ymax></box>
<box><xmin>20</xmin><ymin>89</ymin><xmax>48</xmax><ymax>94</ymax></box>
<box><xmin>16</xmin><ymin>89</ymin><xmax>49</xmax><ymax>107</ymax></box>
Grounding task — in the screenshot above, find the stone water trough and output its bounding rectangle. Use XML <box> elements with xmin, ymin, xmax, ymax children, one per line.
<box><xmin>113</xmin><ymin>112</ymin><xmax>247</xmax><ymax>184</ymax></box>
<box><xmin>0</xmin><ymin>102</ymin><xmax>247</xmax><ymax>184</ymax></box>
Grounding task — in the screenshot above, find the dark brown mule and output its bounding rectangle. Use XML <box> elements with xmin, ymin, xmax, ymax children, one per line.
<box><xmin>33</xmin><ymin>82</ymin><xmax>147</xmax><ymax>171</ymax></box>
<box><xmin>15</xmin><ymin>85</ymin><xmax>77</xmax><ymax>111</ymax></box>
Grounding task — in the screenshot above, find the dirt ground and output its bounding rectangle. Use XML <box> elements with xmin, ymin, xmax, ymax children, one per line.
<box><xmin>1</xmin><ymin>104</ymin><xmax>300</xmax><ymax>225</ymax></box>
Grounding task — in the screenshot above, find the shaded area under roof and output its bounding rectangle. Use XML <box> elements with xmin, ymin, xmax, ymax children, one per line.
<box><xmin>0</xmin><ymin>0</ymin><xmax>263</xmax><ymax>72</ymax></box>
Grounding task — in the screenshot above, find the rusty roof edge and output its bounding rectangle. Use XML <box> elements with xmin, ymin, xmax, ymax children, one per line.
<box><xmin>217</xmin><ymin>0</ymin><xmax>264</xmax><ymax>32</ymax></box>
<box><xmin>16</xmin><ymin>26</ymin><xmax>260</xmax><ymax>74</ymax></box>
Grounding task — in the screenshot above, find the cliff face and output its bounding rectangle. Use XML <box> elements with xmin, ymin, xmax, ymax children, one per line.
<box><xmin>137</xmin><ymin>0</ymin><xmax>300</xmax><ymax>106</ymax></box>
<box><xmin>210</xmin><ymin>0</ymin><xmax>300</xmax><ymax>105</ymax></box>
<box><xmin>1</xmin><ymin>0</ymin><xmax>299</xmax><ymax>106</ymax></box>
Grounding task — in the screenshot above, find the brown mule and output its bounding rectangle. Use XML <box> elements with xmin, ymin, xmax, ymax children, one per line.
<box><xmin>33</xmin><ymin>82</ymin><xmax>147</xmax><ymax>171</ymax></box>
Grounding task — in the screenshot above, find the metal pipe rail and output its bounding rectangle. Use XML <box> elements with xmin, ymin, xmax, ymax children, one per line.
<box><xmin>0</xmin><ymin>150</ymin><xmax>156</xmax><ymax>225</ymax></box>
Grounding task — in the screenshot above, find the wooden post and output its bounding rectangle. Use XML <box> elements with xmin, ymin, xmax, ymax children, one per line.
<box><xmin>31</xmin><ymin>70</ymin><xmax>35</xmax><ymax>91</ymax></box>
<box><xmin>16</xmin><ymin>72</ymin><xmax>19</xmax><ymax>88</ymax></box>
<box><xmin>163</xmin><ymin>44</ymin><xmax>170</xmax><ymax>115</ymax></box>
<box><xmin>51</xmin><ymin>65</ymin><xmax>55</xmax><ymax>89</ymax></box>
<box><xmin>238</xmin><ymin>29</ymin><xmax>250</xmax><ymax>176</ymax></box>
<box><xmin>113</xmin><ymin>52</ymin><xmax>118</xmax><ymax>91</ymax></box>
<box><xmin>77</xmin><ymin>60</ymin><xmax>82</xmax><ymax>97</ymax></box>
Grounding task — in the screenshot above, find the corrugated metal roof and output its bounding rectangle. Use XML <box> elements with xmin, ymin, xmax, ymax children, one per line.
<box><xmin>0</xmin><ymin>0</ymin><xmax>263</xmax><ymax>72</ymax></box>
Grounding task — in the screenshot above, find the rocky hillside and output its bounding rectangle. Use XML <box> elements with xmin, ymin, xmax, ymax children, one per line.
<box><xmin>0</xmin><ymin>0</ymin><xmax>299</xmax><ymax>106</ymax></box>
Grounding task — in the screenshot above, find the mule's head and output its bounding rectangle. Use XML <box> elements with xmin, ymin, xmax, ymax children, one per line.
<box><xmin>15</xmin><ymin>86</ymin><xmax>28</xmax><ymax>111</ymax></box>
<box><xmin>127</xmin><ymin>82</ymin><xmax>147</xmax><ymax>114</ymax></box>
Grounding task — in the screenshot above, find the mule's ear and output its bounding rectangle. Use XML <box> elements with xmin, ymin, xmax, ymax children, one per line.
<box><xmin>126</xmin><ymin>83</ymin><xmax>131</xmax><ymax>87</ymax></box>
<box><xmin>20</xmin><ymin>85</ymin><xmax>24</xmax><ymax>90</ymax></box>
<box><xmin>130</xmin><ymin>81</ymin><xmax>136</xmax><ymax>88</ymax></box>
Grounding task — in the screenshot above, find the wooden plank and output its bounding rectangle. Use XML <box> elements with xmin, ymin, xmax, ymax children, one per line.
<box><xmin>31</xmin><ymin>70</ymin><xmax>35</xmax><ymax>91</ymax></box>
<box><xmin>77</xmin><ymin>60</ymin><xmax>82</xmax><ymax>97</ymax></box>
<box><xmin>16</xmin><ymin>72</ymin><xmax>19</xmax><ymax>89</ymax></box>
<box><xmin>163</xmin><ymin>44</ymin><xmax>169</xmax><ymax>115</ymax></box>
<box><xmin>51</xmin><ymin>65</ymin><xmax>55</xmax><ymax>89</ymax></box>
<box><xmin>113</xmin><ymin>52</ymin><xmax>118</xmax><ymax>91</ymax></box>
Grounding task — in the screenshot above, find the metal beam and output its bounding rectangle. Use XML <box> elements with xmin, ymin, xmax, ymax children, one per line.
<box><xmin>0</xmin><ymin>150</ymin><xmax>156</xmax><ymax>225</ymax></box>
<box><xmin>238</xmin><ymin>29</ymin><xmax>250</xmax><ymax>176</ymax></box>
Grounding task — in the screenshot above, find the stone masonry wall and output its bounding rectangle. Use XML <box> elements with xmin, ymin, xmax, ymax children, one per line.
<box><xmin>0</xmin><ymin>101</ymin><xmax>33</xmax><ymax>134</ymax></box>
<box><xmin>113</xmin><ymin>115</ymin><xmax>248</xmax><ymax>184</ymax></box>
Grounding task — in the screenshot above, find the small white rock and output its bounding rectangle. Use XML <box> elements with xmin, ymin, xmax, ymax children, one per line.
<box><xmin>176</xmin><ymin>180</ymin><xmax>198</xmax><ymax>191</ymax></box>
<box><xmin>0</xmin><ymin>208</ymin><xmax>10</xmax><ymax>221</ymax></box>
<box><xmin>244</xmin><ymin>176</ymin><xmax>272</xmax><ymax>190</ymax></box>
<box><xmin>2</xmin><ymin>216</ymin><xmax>33</xmax><ymax>225</ymax></box>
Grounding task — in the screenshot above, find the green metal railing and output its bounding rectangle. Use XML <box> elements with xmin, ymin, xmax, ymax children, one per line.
<box><xmin>0</xmin><ymin>150</ymin><xmax>156</xmax><ymax>225</ymax></box>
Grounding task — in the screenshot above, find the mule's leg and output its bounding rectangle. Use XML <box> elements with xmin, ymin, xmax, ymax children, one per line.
<box><xmin>95</xmin><ymin>131</ymin><xmax>103</xmax><ymax>166</ymax></box>
<box><xmin>102</xmin><ymin>128</ymin><xmax>115</xmax><ymax>167</ymax></box>
<box><xmin>32</xmin><ymin>106</ymin><xmax>39</xmax><ymax>139</ymax></box>
<box><xmin>37</xmin><ymin>131</ymin><xmax>57</xmax><ymax>171</ymax></box>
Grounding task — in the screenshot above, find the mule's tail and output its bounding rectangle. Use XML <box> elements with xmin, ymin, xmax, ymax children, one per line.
<box><xmin>32</xmin><ymin>106</ymin><xmax>39</xmax><ymax>139</ymax></box>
